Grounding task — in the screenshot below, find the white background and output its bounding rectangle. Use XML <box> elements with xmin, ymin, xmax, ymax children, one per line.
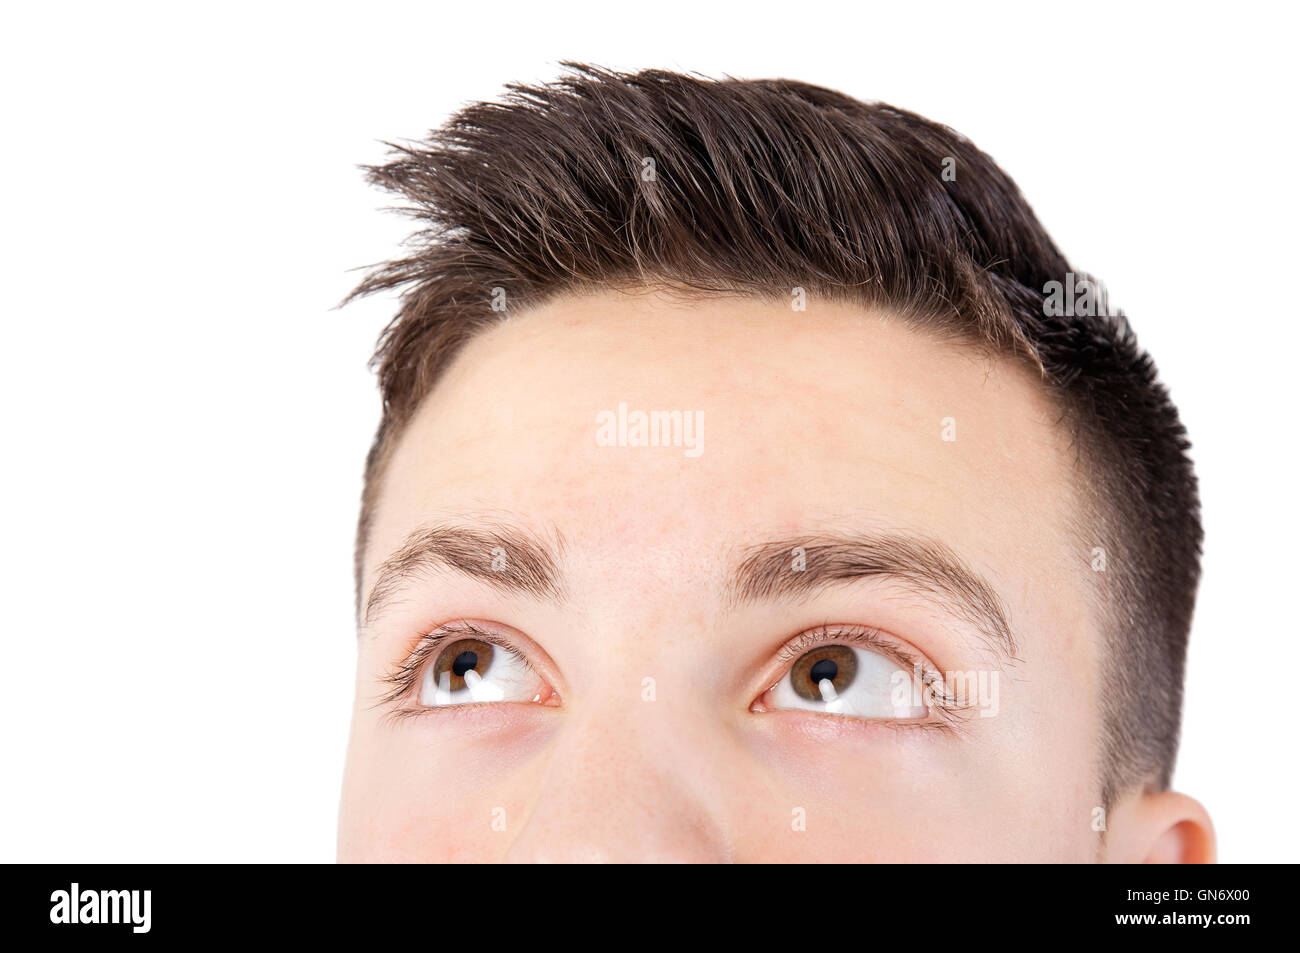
<box><xmin>2</xmin><ymin>1</ymin><xmax>1295</xmax><ymax>862</ymax></box>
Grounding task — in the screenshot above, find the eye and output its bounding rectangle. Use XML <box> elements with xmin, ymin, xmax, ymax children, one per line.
<box><xmin>418</xmin><ymin>636</ymin><xmax>553</xmax><ymax>706</ymax></box>
<box><xmin>756</xmin><ymin>632</ymin><xmax>930</xmax><ymax>720</ymax></box>
<box><xmin>380</xmin><ymin>623</ymin><xmax>560</xmax><ymax>711</ymax></box>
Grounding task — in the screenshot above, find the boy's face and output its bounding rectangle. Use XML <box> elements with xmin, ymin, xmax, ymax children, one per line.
<box><xmin>339</xmin><ymin>291</ymin><xmax>1108</xmax><ymax>861</ymax></box>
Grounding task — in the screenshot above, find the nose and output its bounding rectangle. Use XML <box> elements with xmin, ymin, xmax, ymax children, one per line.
<box><xmin>502</xmin><ymin>689</ymin><xmax>734</xmax><ymax>862</ymax></box>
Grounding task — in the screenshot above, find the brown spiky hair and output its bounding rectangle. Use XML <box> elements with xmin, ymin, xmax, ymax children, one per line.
<box><xmin>339</xmin><ymin>63</ymin><xmax>1202</xmax><ymax>808</ymax></box>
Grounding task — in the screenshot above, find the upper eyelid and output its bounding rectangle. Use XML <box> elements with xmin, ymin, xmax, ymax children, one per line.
<box><xmin>776</xmin><ymin>624</ymin><xmax>934</xmax><ymax>675</ymax></box>
<box><xmin>414</xmin><ymin>621</ymin><xmax>528</xmax><ymax>663</ymax></box>
<box><xmin>404</xmin><ymin>620</ymin><xmax>528</xmax><ymax>669</ymax></box>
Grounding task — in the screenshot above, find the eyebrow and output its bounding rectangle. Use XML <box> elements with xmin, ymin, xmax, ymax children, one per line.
<box><xmin>363</xmin><ymin>520</ymin><xmax>567</xmax><ymax>626</ymax></box>
<box><xmin>363</xmin><ymin>520</ymin><xmax>1016</xmax><ymax>662</ymax></box>
<box><xmin>727</xmin><ymin>533</ymin><xmax>1017</xmax><ymax>663</ymax></box>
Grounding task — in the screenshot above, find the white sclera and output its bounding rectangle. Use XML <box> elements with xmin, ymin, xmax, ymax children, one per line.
<box><xmin>417</xmin><ymin>644</ymin><xmax>541</xmax><ymax>706</ymax></box>
<box><xmin>769</xmin><ymin>646</ymin><xmax>928</xmax><ymax>719</ymax></box>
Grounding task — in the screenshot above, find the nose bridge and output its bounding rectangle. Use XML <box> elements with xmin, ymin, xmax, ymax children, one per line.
<box><xmin>503</xmin><ymin>678</ymin><xmax>734</xmax><ymax>862</ymax></box>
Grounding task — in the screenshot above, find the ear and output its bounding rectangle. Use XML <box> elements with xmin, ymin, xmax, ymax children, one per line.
<box><xmin>1107</xmin><ymin>790</ymin><xmax>1216</xmax><ymax>863</ymax></box>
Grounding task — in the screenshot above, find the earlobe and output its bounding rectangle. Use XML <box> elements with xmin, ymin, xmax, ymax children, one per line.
<box><xmin>1128</xmin><ymin>791</ymin><xmax>1217</xmax><ymax>864</ymax></box>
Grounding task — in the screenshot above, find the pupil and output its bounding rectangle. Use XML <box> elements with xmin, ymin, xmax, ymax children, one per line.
<box><xmin>451</xmin><ymin>651</ymin><xmax>479</xmax><ymax>677</ymax></box>
<box><xmin>809</xmin><ymin>658</ymin><xmax>838</xmax><ymax>684</ymax></box>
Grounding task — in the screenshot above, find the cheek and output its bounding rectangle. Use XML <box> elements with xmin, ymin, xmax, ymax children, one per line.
<box><xmin>740</xmin><ymin>714</ymin><xmax>1040</xmax><ymax>861</ymax></box>
<box><xmin>338</xmin><ymin>708</ymin><xmax>557</xmax><ymax>862</ymax></box>
<box><xmin>338</xmin><ymin>681</ymin><xmax>1100</xmax><ymax>861</ymax></box>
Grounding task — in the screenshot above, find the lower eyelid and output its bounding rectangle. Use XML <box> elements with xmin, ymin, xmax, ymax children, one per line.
<box><xmin>753</xmin><ymin>700</ymin><xmax>976</xmax><ymax>739</ymax></box>
<box><xmin>378</xmin><ymin>698</ymin><xmax>557</xmax><ymax>732</ymax></box>
<box><xmin>749</xmin><ymin>706</ymin><xmax>970</xmax><ymax>748</ymax></box>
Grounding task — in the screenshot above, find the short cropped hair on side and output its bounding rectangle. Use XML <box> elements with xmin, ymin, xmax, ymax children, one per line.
<box><xmin>340</xmin><ymin>62</ymin><xmax>1202</xmax><ymax>809</ymax></box>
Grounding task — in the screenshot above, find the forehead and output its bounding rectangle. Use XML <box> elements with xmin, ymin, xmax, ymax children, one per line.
<box><xmin>366</xmin><ymin>291</ymin><xmax>1085</xmax><ymax>615</ymax></box>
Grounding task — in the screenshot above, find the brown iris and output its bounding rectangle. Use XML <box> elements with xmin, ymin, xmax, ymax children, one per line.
<box><xmin>790</xmin><ymin>644</ymin><xmax>858</xmax><ymax>701</ymax></box>
<box><xmin>432</xmin><ymin>639</ymin><xmax>495</xmax><ymax>693</ymax></box>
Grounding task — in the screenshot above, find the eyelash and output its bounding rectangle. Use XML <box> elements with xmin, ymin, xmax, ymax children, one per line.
<box><xmin>375</xmin><ymin>621</ymin><xmax>538</xmax><ymax>720</ymax></box>
<box><xmin>768</xmin><ymin>623</ymin><xmax>977</xmax><ymax>735</ymax></box>
<box><xmin>376</xmin><ymin>621</ymin><xmax>976</xmax><ymax>733</ymax></box>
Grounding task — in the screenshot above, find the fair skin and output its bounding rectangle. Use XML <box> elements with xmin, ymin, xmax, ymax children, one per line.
<box><xmin>338</xmin><ymin>290</ymin><xmax>1214</xmax><ymax>862</ymax></box>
